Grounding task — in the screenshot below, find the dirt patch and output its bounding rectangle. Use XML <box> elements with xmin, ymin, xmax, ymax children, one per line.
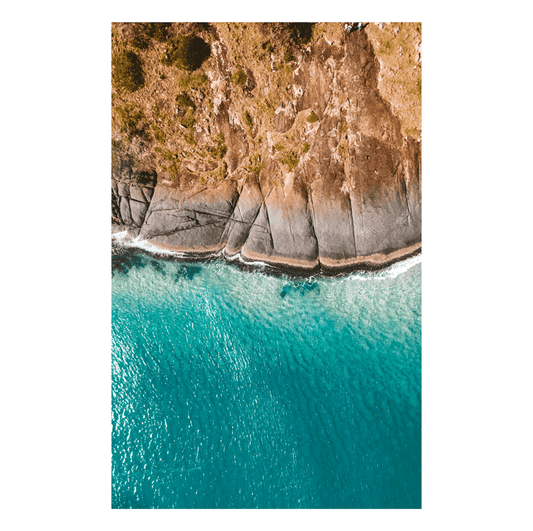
<box><xmin>364</xmin><ymin>22</ymin><xmax>422</xmax><ymax>140</ymax></box>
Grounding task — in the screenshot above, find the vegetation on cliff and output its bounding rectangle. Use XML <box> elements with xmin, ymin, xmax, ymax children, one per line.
<box><xmin>365</xmin><ymin>23</ymin><xmax>422</xmax><ymax>138</ymax></box>
<box><xmin>112</xmin><ymin>50</ymin><xmax>145</xmax><ymax>93</ymax></box>
<box><xmin>161</xmin><ymin>34</ymin><xmax>211</xmax><ymax>71</ymax></box>
<box><xmin>111</xmin><ymin>22</ymin><xmax>421</xmax><ymax>190</ymax></box>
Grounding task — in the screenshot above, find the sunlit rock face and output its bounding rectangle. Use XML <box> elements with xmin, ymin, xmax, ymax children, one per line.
<box><xmin>112</xmin><ymin>23</ymin><xmax>421</xmax><ymax>271</ymax></box>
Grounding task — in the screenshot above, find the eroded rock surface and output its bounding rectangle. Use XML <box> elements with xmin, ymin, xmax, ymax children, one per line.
<box><xmin>138</xmin><ymin>180</ymin><xmax>239</xmax><ymax>253</ymax></box>
<box><xmin>112</xmin><ymin>23</ymin><xmax>421</xmax><ymax>271</ymax></box>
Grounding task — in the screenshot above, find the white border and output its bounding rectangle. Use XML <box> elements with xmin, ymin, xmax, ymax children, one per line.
<box><xmin>89</xmin><ymin>0</ymin><xmax>444</xmax><ymax>531</ymax></box>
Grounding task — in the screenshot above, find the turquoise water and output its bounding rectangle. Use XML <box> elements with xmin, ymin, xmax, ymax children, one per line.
<box><xmin>111</xmin><ymin>243</ymin><xmax>421</xmax><ymax>509</ymax></box>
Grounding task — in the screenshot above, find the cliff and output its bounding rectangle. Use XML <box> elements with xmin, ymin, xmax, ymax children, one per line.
<box><xmin>112</xmin><ymin>22</ymin><xmax>421</xmax><ymax>273</ymax></box>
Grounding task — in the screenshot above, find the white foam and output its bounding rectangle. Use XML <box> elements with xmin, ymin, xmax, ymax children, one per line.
<box><xmin>376</xmin><ymin>253</ymin><xmax>422</xmax><ymax>279</ymax></box>
<box><xmin>234</xmin><ymin>254</ymin><xmax>270</xmax><ymax>269</ymax></box>
<box><xmin>221</xmin><ymin>248</ymin><xmax>270</xmax><ymax>269</ymax></box>
<box><xmin>112</xmin><ymin>233</ymin><xmax>186</xmax><ymax>257</ymax></box>
<box><xmin>342</xmin><ymin>253</ymin><xmax>422</xmax><ymax>282</ymax></box>
<box><xmin>224</xmin><ymin>251</ymin><xmax>242</xmax><ymax>262</ymax></box>
<box><xmin>111</xmin><ymin>230</ymin><xmax>131</xmax><ymax>243</ymax></box>
<box><xmin>113</xmin><ymin>234</ymin><xmax>421</xmax><ymax>278</ymax></box>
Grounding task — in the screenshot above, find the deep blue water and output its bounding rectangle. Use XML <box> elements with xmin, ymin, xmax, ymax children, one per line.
<box><xmin>111</xmin><ymin>243</ymin><xmax>421</xmax><ymax>509</ymax></box>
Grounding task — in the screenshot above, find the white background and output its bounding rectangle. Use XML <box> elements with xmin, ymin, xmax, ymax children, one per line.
<box><xmin>89</xmin><ymin>0</ymin><xmax>444</xmax><ymax>531</ymax></box>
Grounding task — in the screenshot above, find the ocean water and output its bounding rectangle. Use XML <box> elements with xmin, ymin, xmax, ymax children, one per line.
<box><xmin>111</xmin><ymin>242</ymin><xmax>421</xmax><ymax>509</ymax></box>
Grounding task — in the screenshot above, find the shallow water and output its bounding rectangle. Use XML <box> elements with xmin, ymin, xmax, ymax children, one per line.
<box><xmin>111</xmin><ymin>243</ymin><xmax>421</xmax><ymax>508</ymax></box>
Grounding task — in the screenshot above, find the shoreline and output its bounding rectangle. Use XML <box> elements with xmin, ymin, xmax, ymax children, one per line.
<box><xmin>112</xmin><ymin>231</ymin><xmax>421</xmax><ymax>278</ymax></box>
<box><xmin>111</xmin><ymin>22</ymin><xmax>421</xmax><ymax>283</ymax></box>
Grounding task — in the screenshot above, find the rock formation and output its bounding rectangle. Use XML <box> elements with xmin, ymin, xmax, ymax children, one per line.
<box><xmin>112</xmin><ymin>23</ymin><xmax>421</xmax><ymax>273</ymax></box>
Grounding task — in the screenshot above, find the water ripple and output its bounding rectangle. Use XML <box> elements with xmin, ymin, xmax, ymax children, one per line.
<box><xmin>112</xmin><ymin>247</ymin><xmax>421</xmax><ymax>508</ymax></box>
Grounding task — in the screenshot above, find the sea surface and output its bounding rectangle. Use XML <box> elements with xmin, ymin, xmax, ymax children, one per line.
<box><xmin>111</xmin><ymin>241</ymin><xmax>421</xmax><ymax>509</ymax></box>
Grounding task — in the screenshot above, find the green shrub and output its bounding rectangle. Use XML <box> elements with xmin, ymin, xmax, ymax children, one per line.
<box><xmin>165</xmin><ymin>160</ymin><xmax>181</xmax><ymax>180</ymax></box>
<box><xmin>231</xmin><ymin>69</ymin><xmax>247</xmax><ymax>85</ymax></box>
<box><xmin>243</xmin><ymin>111</ymin><xmax>253</xmax><ymax>129</ymax></box>
<box><xmin>176</xmin><ymin>93</ymin><xmax>196</xmax><ymax>110</ymax></box>
<box><xmin>184</xmin><ymin>132</ymin><xmax>196</xmax><ymax>145</ymax></box>
<box><xmin>306</xmin><ymin>110</ymin><xmax>318</xmax><ymax>123</ymax></box>
<box><xmin>208</xmin><ymin>133</ymin><xmax>227</xmax><ymax>159</ymax></box>
<box><xmin>217</xmin><ymin>161</ymin><xmax>228</xmax><ymax>180</ymax></box>
<box><xmin>161</xmin><ymin>150</ymin><xmax>179</xmax><ymax>161</ymax></box>
<box><xmin>161</xmin><ymin>35</ymin><xmax>211</xmax><ymax>71</ymax></box>
<box><xmin>249</xmin><ymin>154</ymin><xmax>263</xmax><ymax>176</ymax></box>
<box><xmin>407</xmin><ymin>78</ymin><xmax>422</xmax><ymax>97</ymax></box>
<box><xmin>115</xmin><ymin>105</ymin><xmax>146</xmax><ymax>139</ymax></box>
<box><xmin>302</xmin><ymin>142</ymin><xmax>310</xmax><ymax>153</ymax></box>
<box><xmin>143</xmin><ymin>23</ymin><xmax>172</xmax><ymax>42</ymax></box>
<box><xmin>265</xmin><ymin>23</ymin><xmax>315</xmax><ymax>59</ymax></box>
<box><xmin>262</xmin><ymin>41</ymin><xmax>274</xmax><ymax>54</ymax></box>
<box><xmin>151</xmin><ymin>104</ymin><xmax>169</xmax><ymax>123</ymax></box>
<box><xmin>281</xmin><ymin>151</ymin><xmax>299</xmax><ymax>171</ymax></box>
<box><xmin>177</xmin><ymin>72</ymin><xmax>208</xmax><ymax>90</ymax></box>
<box><xmin>274</xmin><ymin>142</ymin><xmax>285</xmax><ymax>151</ymax></box>
<box><xmin>208</xmin><ymin>160</ymin><xmax>228</xmax><ymax>181</ymax></box>
<box><xmin>278</xmin><ymin>63</ymin><xmax>293</xmax><ymax>75</ymax></box>
<box><xmin>286</xmin><ymin>23</ymin><xmax>314</xmax><ymax>46</ymax></box>
<box><xmin>151</xmin><ymin>124</ymin><xmax>166</xmax><ymax>143</ymax></box>
<box><xmin>180</xmin><ymin>116</ymin><xmax>196</xmax><ymax>129</ymax></box>
<box><xmin>131</xmin><ymin>35</ymin><xmax>150</xmax><ymax>50</ymax></box>
<box><xmin>380</xmin><ymin>40</ymin><xmax>392</xmax><ymax>54</ymax></box>
<box><xmin>112</xmin><ymin>50</ymin><xmax>145</xmax><ymax>92</ymax></box>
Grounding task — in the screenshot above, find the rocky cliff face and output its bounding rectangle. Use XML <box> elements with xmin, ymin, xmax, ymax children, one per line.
<box><xmin>112</xmin><ymin>23</ymin><xmax>421</xmax><ymax>273</ymax></box>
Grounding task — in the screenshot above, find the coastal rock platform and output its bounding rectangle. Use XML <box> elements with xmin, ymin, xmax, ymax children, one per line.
<box><xmin>112</xmin><ymin>23</ymin><xmax>421</xmax><ymax>275</ymax></box>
